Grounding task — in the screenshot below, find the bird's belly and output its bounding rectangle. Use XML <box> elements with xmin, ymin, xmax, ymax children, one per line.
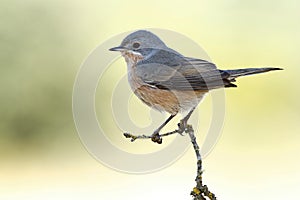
<box><xmin>133</xmin><ymin>85</ymin><xmax>207</xmax><ymax>115</ymax></box>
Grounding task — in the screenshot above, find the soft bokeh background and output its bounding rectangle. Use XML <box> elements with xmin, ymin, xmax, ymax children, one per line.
<box><xmin>1</xmin><ymin>0</ymin><xmax>300</xmax><ymax>199</ymax></box>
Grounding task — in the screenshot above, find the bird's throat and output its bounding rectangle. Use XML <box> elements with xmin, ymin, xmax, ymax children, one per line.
<box><xmin>122</xmin><ymin>51</ymin><xmax>143</xmax><ymax>67</ymax></box>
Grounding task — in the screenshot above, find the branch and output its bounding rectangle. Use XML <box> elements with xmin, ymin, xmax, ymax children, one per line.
<box><xmin>186</xmin><ymin>125</ymin><xmax>216</xmax><ymax>200</ymax></box>
<box><xmin>124</xmin><ymin>130</ymin><xmax>178</xmax><ymax>141</ymax></box>
<box><xmin>123</xmin><ymin>123</ymin><xmax>217</xmax><ymax>199</ymax></box>
<box><xmin>124</xmin><ymin>129</ymin><xmax>180</xmax><ymax>144</ymax></box>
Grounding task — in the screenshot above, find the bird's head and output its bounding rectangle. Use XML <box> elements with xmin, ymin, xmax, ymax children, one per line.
<box><xmin>109</xmin><ymin>30</ymin><xmax>167</xmax><ymax>63</ymax></box>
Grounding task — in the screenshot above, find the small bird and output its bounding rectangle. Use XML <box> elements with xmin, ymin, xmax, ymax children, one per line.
<box><xmin>109</xmin><ymin>30</ymin><xmax>282</xmax><ymax>144</ymax></box>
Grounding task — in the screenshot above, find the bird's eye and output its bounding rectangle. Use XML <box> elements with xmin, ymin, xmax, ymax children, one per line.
<box><xmin>132</xmin><ymin>42</ymin><xmax>140</xmax><ymax>49</ymax></box>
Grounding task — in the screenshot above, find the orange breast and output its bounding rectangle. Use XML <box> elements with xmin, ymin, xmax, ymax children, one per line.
<box><xmin>133</xmin><ymin>85</ymin><xmax>207</xmax><ymax>115</ymax></box>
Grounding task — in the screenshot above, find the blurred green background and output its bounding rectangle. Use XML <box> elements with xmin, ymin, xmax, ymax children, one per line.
<box><xmin>1</xmin><ymin>0</ymin><xmax>300</xmax><ymax>199</ymax></box>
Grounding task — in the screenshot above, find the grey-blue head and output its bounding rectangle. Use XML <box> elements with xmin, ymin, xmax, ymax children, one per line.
<box><xmin>109</xmin><ymin>30</ymin><xmax>168</xmax><ymax>57</ymax></box>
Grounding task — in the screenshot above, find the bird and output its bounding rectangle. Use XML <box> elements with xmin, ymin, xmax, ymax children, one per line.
<box><xmin>109</xmin><ymin>30</ymin><xmax>282</xmax><ymax>144</ymax></box>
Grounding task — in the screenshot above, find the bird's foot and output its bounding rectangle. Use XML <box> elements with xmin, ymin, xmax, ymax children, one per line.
<box><xmin>151</xmin><ymin>131</ymin><xmax>163</xmax><ymax>144</ymax></box>
<box><xmin>177</xmin><ymin>119</ymin><xmax>189</xmax><ymax>135</ymax></box>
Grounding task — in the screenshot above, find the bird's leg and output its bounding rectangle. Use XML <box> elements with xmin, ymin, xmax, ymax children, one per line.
<box><xmin>124</xmin><ymin>109</ymin><xmax>196</xmax><ymax>143</ymax></box>
<box><xmin>151</xmin><ymin>114</ymin><xmax>176</xmax><ymax>144</ymax></box>
<box><xmin>178</xmin><ymin>107</ymin><xmax>196</xmax><ymax>135</ymax></box>
<box><xmin>124</xmin><ymin>108</ymin><xmax>195</xmax><ymax>144</ymax></box>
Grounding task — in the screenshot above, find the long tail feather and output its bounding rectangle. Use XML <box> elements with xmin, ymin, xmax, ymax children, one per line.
<box><xmin>225</xmin><ymin>67</ymin><xmax>283</xmax><ymax>79</ymax></box>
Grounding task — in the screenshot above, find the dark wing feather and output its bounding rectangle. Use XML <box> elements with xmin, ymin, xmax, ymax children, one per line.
<box><xmin>136</xmin><ymin>49</ymin><xmax>236</xmax><ymax>91</ymax></box>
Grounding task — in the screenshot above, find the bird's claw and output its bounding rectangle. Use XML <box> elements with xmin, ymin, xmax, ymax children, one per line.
<box><xmin>151</xmin><ymin>132</ymin><xmax>162</xmax><ymax>144</ymax></box>
<box><xmin>177</xmin><ymin>120</ymin><xmax>188</xmax><ymax>136</ymax></box>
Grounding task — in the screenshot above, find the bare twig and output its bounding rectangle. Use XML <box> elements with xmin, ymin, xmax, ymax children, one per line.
<box><xmin>124</xmin><ymin>129</ymin><xmax>180</xmax><ymax>144</ymax></box>
<box><xmin>186</xmin><ymin>125</ymin><xmax>216</xmax><ymax>200</ymax></box>
<box><xmin>123</xmin><ymin>123</ymin><xmax>217</xmax><ymax>199</ymax></box>
<box><xmin>124</xmin><ymin>130</ymin><xmax>178</xmax><ymax>141</ymax></box>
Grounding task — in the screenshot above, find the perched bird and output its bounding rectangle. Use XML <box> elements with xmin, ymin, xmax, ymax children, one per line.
<box><xmin>109</xmin><ymin>30</ymin><xmax>282</xmax><ymax>144</ymax></box>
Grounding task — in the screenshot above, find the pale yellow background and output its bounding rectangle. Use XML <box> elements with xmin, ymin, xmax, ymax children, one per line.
<box><xmin>1</xmin><ymin>0</ymin><xmax>300</xmax><ymax>200</ymax></box>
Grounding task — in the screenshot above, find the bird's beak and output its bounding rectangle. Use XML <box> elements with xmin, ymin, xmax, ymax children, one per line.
<box><xmin>109</xmin><ymin>46</ymin><xmax>128</xmax><ymax>52</ymax></box>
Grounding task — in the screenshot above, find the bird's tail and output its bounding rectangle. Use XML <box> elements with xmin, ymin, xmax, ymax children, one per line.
<box><xmin>225</xmin><ymin>67</ymin><xmax>283</xmax><ymax>79</ymax></box>
<box><xmin>220</xmin><ymin>67</ymin><xmax>282</xmax><ymax>88</ymax></box>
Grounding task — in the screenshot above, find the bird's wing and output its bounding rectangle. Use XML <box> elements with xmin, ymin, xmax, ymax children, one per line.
<box><xmin>136</xmin><ymin>49</ymin><xmax>236</xmax><ymax>91</ymax></box>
